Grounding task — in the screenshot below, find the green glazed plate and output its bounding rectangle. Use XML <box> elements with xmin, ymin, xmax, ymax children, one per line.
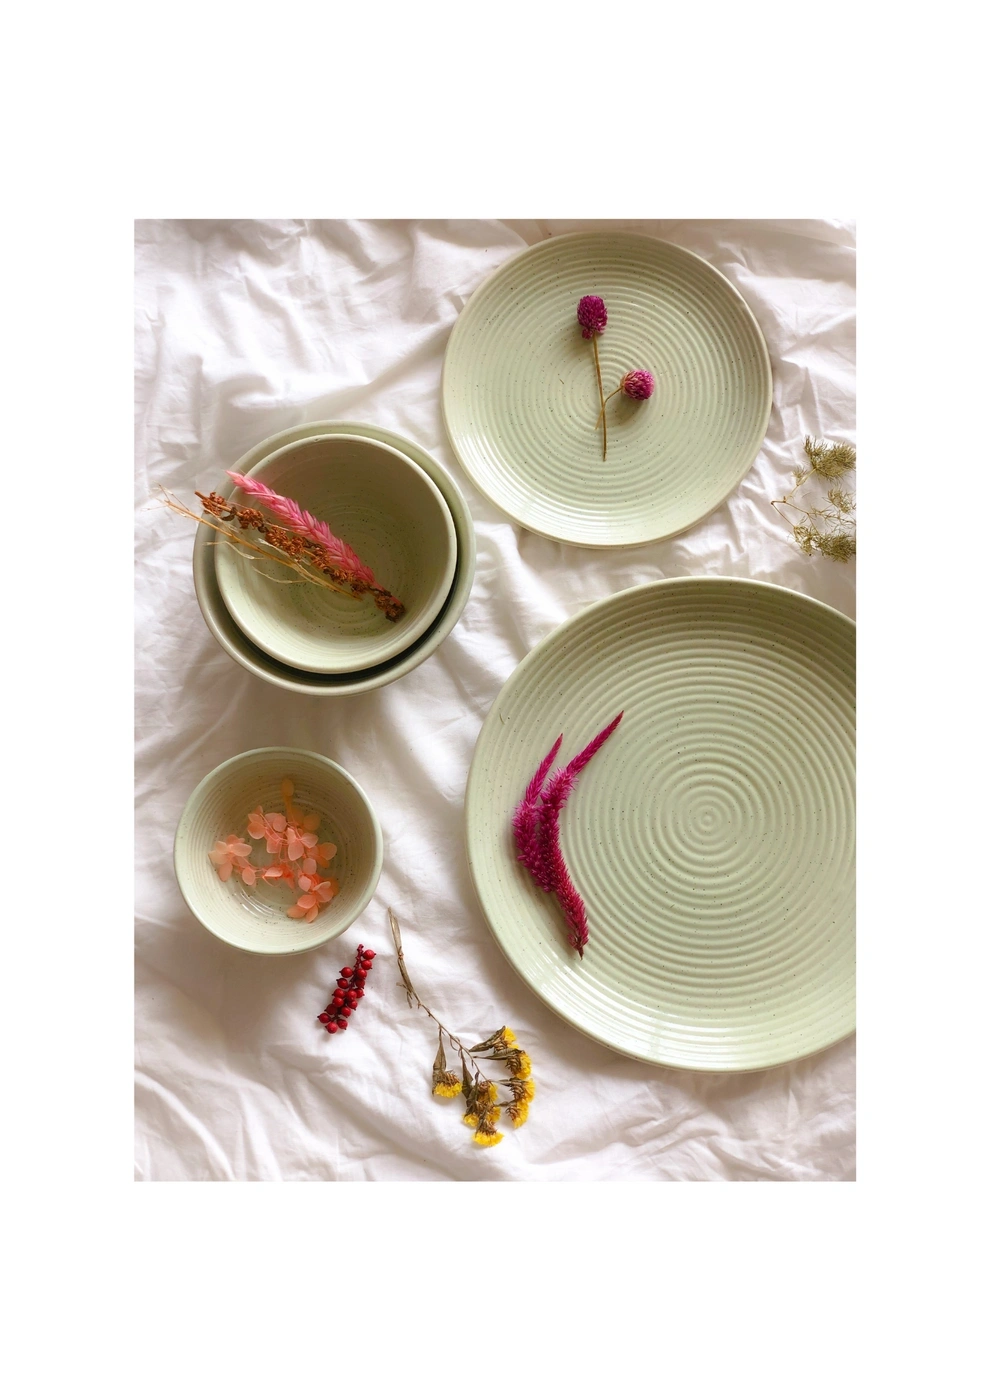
<box><xmin>465</xmin><ymin>578</ymin><xmax>855</xmax><ymax>1071</ymax></box>
<box><xmin>442</xmin><ymin>232</ymin><xmax>773</xmax><ymax>548</ymax></box>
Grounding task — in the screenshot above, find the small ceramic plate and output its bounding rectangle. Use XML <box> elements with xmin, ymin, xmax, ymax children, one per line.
<box><xmin>215</xmin><ymin>434</ymin><xmax>457</xmax><ymax>673</ymax></box>
<box><xmin>465</xmin><ymin>578</ymin><xmax>855</xmax><ymax>1071</ymax></box>
<box><xmin>192</xmin><ymin>422</ymin><xmax>476</xmax><ymax>695</ymax></box>
<box><xmin>442</xmin><ymin>232</ymin><xmax>773</xmax><ymax>548</ymax></box>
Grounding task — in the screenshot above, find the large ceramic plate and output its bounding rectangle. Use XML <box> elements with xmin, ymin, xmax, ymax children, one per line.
<box><xmin>191</xmin><ymin>421</ymin><xmax>476</xmax><ymax>696</ymax></box>
<box><xmin>465</xmin><ymin>578</ymin><xmax>855</xmax><ymax>1071</ymax></box>
<box><xmin>442</xmin><ymin>232</ymin><xmax>773</xmax><ymax>548</ymax></box>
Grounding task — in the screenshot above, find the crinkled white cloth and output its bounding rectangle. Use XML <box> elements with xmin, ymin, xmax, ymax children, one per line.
<box><xmin>135</xmin><ymin>219</ymin><xmax>855</xmax><ymax>1181</ymax></box>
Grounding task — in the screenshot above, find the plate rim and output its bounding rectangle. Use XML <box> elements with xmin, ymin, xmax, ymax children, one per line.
<box><xmin>464</xmin><ymin>575</ymin><xmax>856</xmax><ymax>1072</ymax></box>
<box><xmin>441</xmin><ymin>230</ymin><xmax>774</xmax><ymax>550</ymax></box>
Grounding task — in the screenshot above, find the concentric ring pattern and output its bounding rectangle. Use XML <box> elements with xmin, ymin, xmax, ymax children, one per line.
<box><xmin>465</xmin><ymin>579</ymin><xmax>855</xmax><ymax>1070</ymax></box>
<box><xmin>442</xmin><ymin>233</ymin><xmax>773</xmax><ymax>547</ymax></box>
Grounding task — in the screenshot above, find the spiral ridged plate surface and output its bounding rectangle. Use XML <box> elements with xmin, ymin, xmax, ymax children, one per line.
<box><xmin>465</xmin><ymin>579</ymin><xmax>855</xmax><ymax>1070</ymax></box>
<box><xmin>442</xmin><ymin>233</ymin><xmax>773</xmax><ymax>547</ymax></box>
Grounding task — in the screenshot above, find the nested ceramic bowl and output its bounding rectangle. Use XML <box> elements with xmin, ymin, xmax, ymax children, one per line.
<box><xmin>174</xmin><ymin>748</ymin><xmax>383</xmax><ymax>955</ymax></box>
<box><xmin>214</xmin><ymin>433</ymin><xmax>457</xmax><ymax>673</ymax></box>
<box><xmin>192</xmin><ymin>421</ymin><xmax>477</xmax><ymax>696</ymax></box>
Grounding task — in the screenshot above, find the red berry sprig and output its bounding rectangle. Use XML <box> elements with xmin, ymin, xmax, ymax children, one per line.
<box><xmin>317</xmin><ymin>944</ymin><xmax>376</xmax><ymax>1034</ymax></box>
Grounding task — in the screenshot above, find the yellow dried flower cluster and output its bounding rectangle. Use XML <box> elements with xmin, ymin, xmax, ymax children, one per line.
<box><xmin>389</xmin><ymin>910</ymin><xmax>536</xmax><ymax>1153</ymax></box>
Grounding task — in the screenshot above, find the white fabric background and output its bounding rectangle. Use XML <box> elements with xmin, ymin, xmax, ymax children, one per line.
<box><xmin>135</xmin><ymin>218</ymin><xmax>855</xmax><ymax>1182</ymax></box>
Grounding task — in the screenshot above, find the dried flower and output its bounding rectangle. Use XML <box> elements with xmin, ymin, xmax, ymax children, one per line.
<box><xmin>318</xmin><ymin>945</ymin><xmax>376</xmax><ymax>1035</ymax></box>
<box><xmin>513</xmin><ymin>713</ymin><xmax>623</xmax><ymax>956</ymax></box>
<box><xmin>619</xmin><ymin>369</ymin><xmax>655</xmax><ymax>400</ymax></box>
<box><xmin>771</xmin><ymin>436</ymin><xmax>856</xmax><ymax>563</ymax></box>
<box><xmin>389</xmin><ymin>911</ymin><xmax>535</xmax><ymax>1148</ymax></box>
<box><xmin>210</xmin><ymin>778</ymin><xmax>340</xmax><ymax>920</ymax></box>
<box><xmin>159</xmin><ymin>486</ymin><xmax>404</xmax><ymax>619</ymax></box>
<box><xmin>510</xmin><ymin>733</ymin><xmax>562</xmax><ymax>892</ymax></box>
<box><xmin>577</xmin><ymin>294</ymin><xmax>608</xmax><ymax>339</ymax></box>
<box><xmin>226</xmin><ymin>472</ymin><xmax>379</xmax><ymax>587</ymax></box>
<box><xmin>208</xmin><ymin>835</ymin><xmax>252</xmax><ymax>882</ymax></box>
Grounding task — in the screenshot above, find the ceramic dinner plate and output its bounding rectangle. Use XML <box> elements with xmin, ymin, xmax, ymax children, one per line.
<box><xmin>442</xmin><ymin>232</ymin><xmax>773</xmax><ymax>548</ymax></box>
<box><xmin>465</xmin><ymin>578</ymin><xmax>855</xmax><ymax>1071</ymax></box>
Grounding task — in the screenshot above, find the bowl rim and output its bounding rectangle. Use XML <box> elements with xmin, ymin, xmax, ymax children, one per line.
<box><xmin>173</xmin><ymin>746</ymin><xmax>384</xmax><ymax>956</ymax></box>
<box><xmin>215</xmin><ymin>432</ymin><xmax>458</xmax><ymax>674</ymax></box>
<box><xmin>192</xmin><ymin>420</ymin><xmax>477</xmax><ymax>695</ymax></box>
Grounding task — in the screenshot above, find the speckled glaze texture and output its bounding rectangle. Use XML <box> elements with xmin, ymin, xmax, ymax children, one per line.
<box><xmin>215</xmin><ymin>433</ymin><xmax>456</xmax><ymax>672</ymax></box>
<box><xmin>174</xmin><ymin>748</ymin><xmax>383</xmax><ymax>955</ymax></box>
<box><xmin>442</xmin><ymin>232</ymin><xmax>773</xmax><ymax>547</ymax></box>
<box><xmin>465</xmin><ymin>578</ymin><xmax>855</xmax><ymax>1071</ymax></box>
<box><xmin>192</xmin><ymin>421</ymin><xmax>477</xmax><ymax>695</ymax></box>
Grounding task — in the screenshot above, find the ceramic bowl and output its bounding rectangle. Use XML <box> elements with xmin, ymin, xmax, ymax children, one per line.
<box><xmin>192</xmin><ymin>422</ymin><xmax>476</xmax><ymax>696</ymax></box>
<box><xmin>174</xmin><ymin>747</ymin><xmax>383</xmax><ymax>955</ymax></box>
<box><xmin>214</xmin><ymin>433</ymin><xmax>458</xmax><ymax>673</ymax></box>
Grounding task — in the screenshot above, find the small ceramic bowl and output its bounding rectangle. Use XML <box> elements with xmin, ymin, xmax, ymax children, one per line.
<box><xmin>192</xmin><ymin>422</ymin><xmax>476</xmax><ymax>696</ymax></box>
<box><xmin>174</xmin><ymin>748</ymin><xmax>383</xmax><ymax>955</ymax></box>
<box><xmin>214</xmin><ymin>434</ymin><xmax>457</xmax><ymax>673</ymax></box>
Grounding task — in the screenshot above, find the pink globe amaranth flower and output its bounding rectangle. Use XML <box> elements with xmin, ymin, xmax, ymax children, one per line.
<box><xmin>577</xmin><ymin>295</ymin><xmax>608</xmax><ymax>339</ymax></box>
<box><xmin>620</xmin><ymin>369</ymin><xmax>655</xmax><ymax>400</ymax></box>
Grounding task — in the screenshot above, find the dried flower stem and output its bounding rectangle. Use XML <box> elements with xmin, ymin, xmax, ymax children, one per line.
<box><xmin>389</xmin><ymin>908</ymin><xmax>487</xmax><ymax>1078</ymax></box>
<box><xmin>389</xmin><ymin>909</ymin><xmax>535</xmax><ymax>1147</ymax></box>
<box><xmin>591</xmin><ymin>334</ymin><xmax>608</xmax><ymax>461</ymax></box>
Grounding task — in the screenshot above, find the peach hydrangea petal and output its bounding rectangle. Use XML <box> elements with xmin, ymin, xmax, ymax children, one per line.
<box><xmin>303</xmin><ymin>811</ymin><xmax>320</xmax><ymax>832</ymax></box>
<box><xmin>286</xmin><ymin>903</ymin><xmax>306</xmax><ymax>919</ymax></box>
<box><xmin>280</xmin><ymin>778</ymin><xmax>294</xmax><ymax>800</ymax></box>
<box><xmin>297</xmin><ymin>874</ymin><xmax>314</xmax><ymax>892</ymax></box>
<box><xmin>300</xmin><ymin>831</ymin><xmax>318</xmax><ymax>849</ymax></box>
<box><xmin>230</xmin><ymin>841</ymin><xmax>252</xmax><ymax>859</ymax></box>
<box><xmin>318</xmin><ymin>842</ymin><xmax>337</xmax><ymax>862</ymax></box>
<box><xmin>305</xmin><ymin>905</ymin><xmax>319</xmax><ymax>922</ymax></box>
<box><xmin>297</xmin><ymin>893</ymin><xmax>318</xmax><ymax>910</ymax></box>
<box><xmin>240</xmin><ymin>866</ymin><xmax>257</xmax><ymax>886</ymax></box>
<box><xmin>267</xmin><ymin>813</ymin><xmax>287</xmax><ymax>832</ymax></box>
<box><xmin>265</xmin><ymin>834</ymin><xmax>283</xmax><ymax>854</ymax></box>
<box><xmin>217</xmin><ymin>861</ymin><xmax>233</xmax><ymax>881</ymax></box>
<box><xmin>302</xmin><ymin>858</ymin><xmax>317</xmax><ymax>875</ymax></box>
<box><xmin>208</xmin><ymin>844</ymin><xmax>229</xmax><ymax>866</ymax></box>
<box><xmin>287</xmin><ymin>839</ymin><xmax>304</xmax><ymax>862</ymax></box>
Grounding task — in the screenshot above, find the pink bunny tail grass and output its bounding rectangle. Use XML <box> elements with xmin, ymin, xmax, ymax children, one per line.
<box><xmin>226</xmin><ymin>472</ymin><xmax>377</xmax><ymax>587</ymax></box>
<box><xmin>512</xmin><ymin>734</ymin><xmax>563</xmax><ymax>890</ymax></box>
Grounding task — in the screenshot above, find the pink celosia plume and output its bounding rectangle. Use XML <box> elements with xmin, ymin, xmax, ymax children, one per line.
<box><xmin>512</xmin><ymin>733</ymin><xmax>563</xmax><ymax>891</ymax></box>
<box><xmin>512</xmin><ymin>712</ymin><xmax>623</xmax><ymax>957</ymax></box>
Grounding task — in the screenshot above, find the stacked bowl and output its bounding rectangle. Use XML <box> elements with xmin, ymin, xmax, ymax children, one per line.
<box><xmin>193</xmin><ymin>421</ymin><xmax>476</xmax><ymax>694</ymax></box>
